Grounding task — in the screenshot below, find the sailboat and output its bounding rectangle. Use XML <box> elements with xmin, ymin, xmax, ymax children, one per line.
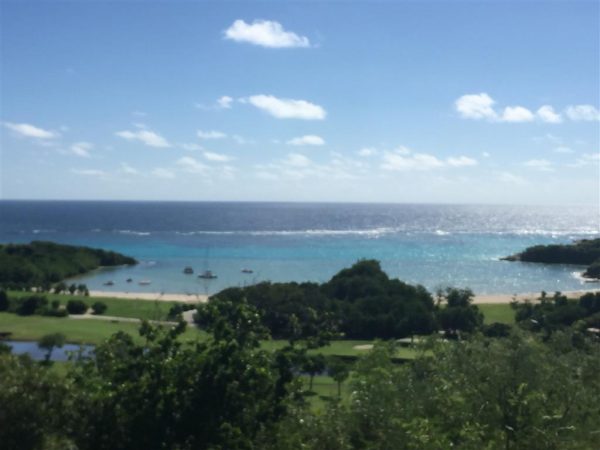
<box><xmin>197</xmin><ymin>248</ymin><xmax>217</xmax><ymax>279</ymax></box>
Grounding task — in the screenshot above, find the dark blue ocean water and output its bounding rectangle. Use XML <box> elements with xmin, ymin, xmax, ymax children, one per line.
<box><xmin>1</xmin><ymin>201</ymin><xmax>599</xmax><ymax>295</ymax></box>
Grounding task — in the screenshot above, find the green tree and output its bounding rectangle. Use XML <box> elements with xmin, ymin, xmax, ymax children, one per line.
<box><xmin>68</xmin><ymin>283</ymin><xmax>77</xmax><ymax>295</ymax></box>
<box><xmin>37</xmin><ymin>333</ymin><xmax>66</xmax><ymax>364</ymax></box>
<box><xmin>328</xmin><ymin>357</ymin><xmax>350</xmax><ymax>398</ymax></box>
<box><xmin>66</xmin><ymin>299</ymin><xmax>87</xmax><ymax>314</ymax></box>
<box><xmin>302</xmin><ymin>353</ymin><xmax>326</xmax><ymax>391</ymax></box>
<box><xmin>91</xmin><ymin>301</ymin><xmax>107</xmax><ymax>315</ymax></box>
<box><xmin>0</xmin><ymin>290</ymin><xmax>8</xmax><ymax>311</ymax></box>
<box><xmin>53</xmin><ymin>281</ymin><xmax>67</xmax><ymax>294</ymax></box>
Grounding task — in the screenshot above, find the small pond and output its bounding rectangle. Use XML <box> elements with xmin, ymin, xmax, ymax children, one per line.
<box><xmin>3</xmin><ymin>340</ymin><xmax>94</xmax><ymax>361</ymax></box>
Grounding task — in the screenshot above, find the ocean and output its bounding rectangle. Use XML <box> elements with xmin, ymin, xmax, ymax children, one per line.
<box><xmin>0</xmin><ymin>201</ymin><xmax>598</xmax><ymax>295</ymax></box>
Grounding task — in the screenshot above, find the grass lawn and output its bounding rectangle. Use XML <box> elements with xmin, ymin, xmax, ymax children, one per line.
<box><xmin>478</xmin><ymin>303</ymin><xmax>516</xmax><ymax>324</ymax></box>
<box><xmin>0</xmin><ymin>312</ymin><xmax>206</xmax><ymax>345</ymax></box>
<box><xmin>8</xmin><ymin>291</ymin><xmax>179</xmax><ymax>321</ymax></box>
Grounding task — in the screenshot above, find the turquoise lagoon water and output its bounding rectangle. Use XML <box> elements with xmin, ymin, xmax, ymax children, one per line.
<box><xmin>0</xmin><ymin>201</ymin><xmax>598</xmax><ymax>295</ymax></box>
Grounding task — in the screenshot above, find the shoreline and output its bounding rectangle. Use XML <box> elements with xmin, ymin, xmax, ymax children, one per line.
<box><xmin>88</xmin><ymin>288</ymin><xmax>600</xmax><ymax>305</ymax></box>
<box><xmin>88</xmin><ymin>290</ymin><xmax>209</xmax><ymax>303</ymax></box>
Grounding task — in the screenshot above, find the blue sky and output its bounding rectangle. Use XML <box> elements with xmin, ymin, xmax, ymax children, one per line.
<box><xmin>1</xmin><ymin>0</ymin><xmax>599</xmax><ymax>204</ymax></box>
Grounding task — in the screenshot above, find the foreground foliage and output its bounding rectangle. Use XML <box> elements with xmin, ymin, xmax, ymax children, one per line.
<box><xmin>2</xmin><ymin>319</ymin><xmax>599</xmax><ymax>450</ymax></box>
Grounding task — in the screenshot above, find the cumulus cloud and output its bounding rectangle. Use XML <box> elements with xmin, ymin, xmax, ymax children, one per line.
<box><xmin>224</xmin><ymin>19</ymin><xmax>310</xmax><ymax>48</ymax></box>
<box><xmin>446</xmin><ymin>156</ymin><xmax>478</xmax><ymax>167</ymax></box>
<box><xmin>501</xmin><ymin>106</ymin><xmax>535</xmax><ymax>123</ymax></box>
<box><xmin>284</xmin><ymin>153</ymin><xmax>312</xmax><ymax>167</ymax></box>
<box><xmin>537</xmin><ymin>105</ymin><xmax>562</xmax><ymax>123</ymax></box>
<box><xmin>119</xmin><ymin>163</ymin><xmax>139</xmax><ymax>175</ymax></box>
<box><xmin>179</xmin><ymin>142</ymin><xmax>203</xmax><ymax>151</ymax></box>
<box><xmin>380</xmin><ymin>147</ymin><xmax>477</xmax><ymax>171</ymax></box>
<box><xmin>381</xmin><ymin>151</ymin><xmax>444</xmax><ymax>171</ymax></box>
<box><xmin>3</xmin><ymin>122</ymin><xmax>59</xmax><ymax>139</ymax></box>
<box><xmin>455</xmin><ymin>94</ymin><xmax>598</xmax><ymax>124</ymax></box>
<box><xmin>455</xmin><ymin>93</ymin><xmax>497</xmax><ymax>120</ymax></box>
<box><xmin>176</xmin><ymin>156</ymin><xmax>209</xmax><ymax>173</ymax></box>
<box><xmin>568</xmin><ymin>152</ymin><xmax>600</xmax><ymax>168</ymax></box>
<box><xmin>71</xmin><ymin>168</ymin><xmax>105</xmax><ymax>177</ymax></box>
<box><xmin>197</xmin><ymin>130</ymin><xmax>227</xmax><ymax>140</ymax></box>
<box><xmin>497</xmin><ymin>171</ymin><xmax>526</xmax><ymax>184</ymax></box>
<box><xmin>70</xmin><ymin>142</ymin><xmax>92</xmax><ymax>157</ymax></box>
<box><xmin>243</xmin><ymin>95</ymin><xmax>326</xmax><ymax>120</ymax></box>
<box><xmin>115</xmin><ymin>129</ymin><xmax>170</xmax><ymax>148</ymax></box>
<box><xmin>287</xmin><ymin>135</ymin><xmax>325</xmax><ymax>146</ymax></box>
<box><xmin>203</xmin><ymin>151</ymin><xmax>233</xmax><ymax>162</ymax></box>
<box><xmin>553</xmin><ymin>146</ymin><xmax>573</xmax><ymax>154</ymax></box>
<box><xmin>357</xmin><ymin>147</ymin><xmax>377</xmax><ymax>157</ymax></box>
<box><xmin>565</xmin><ymin>105</ymin><xmax>600</xmax><ymax>121</ymax></box>
<box><xmin>523</xmin><ymin>159</ymin><xmax>554</xmax><ymax>172</ymax></box>
<box><xmin>152</xmin><ymin>168</ymin><xmax>175</xmax><ymax>178</ymax></box>
<box><xmin>217</xmin><ymin>96</ymin><xmax>233</xmax><ymax>109</ymax></box>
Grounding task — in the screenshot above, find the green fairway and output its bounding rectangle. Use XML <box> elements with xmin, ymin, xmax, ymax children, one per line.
<box><xmin>478</xmin><ymin>303</ymin><xmax>515</xmax><ymax>324</ymax></box>
<box><xmin>8</xmin><ymin>291</ymin><xmax>182</xmax><ymax>321</ymax></box>
<box><xmin>0</xmin><ymin>313</ymin><xmax>205</xmax><ymax>345</ymax></box>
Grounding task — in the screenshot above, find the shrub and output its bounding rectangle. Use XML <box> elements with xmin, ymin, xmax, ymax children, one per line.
<box><xmin>0</xmin><ymin>290</ymin><xmax>8</xmax><ymax>311</ymax></box>
<box><xmin>66</xmin><ymin>299</ymin><xmax>88</xmax><ymax>315</ymax></box>
<box><xmin>91</xmin><ymin>302</ymin><xmax>107</xmax><ymax>315</ymax></box>
<box><xmin>15</xmin><ymin>295</ymin><xmax>48</xmax><ymax>316</ymax></box>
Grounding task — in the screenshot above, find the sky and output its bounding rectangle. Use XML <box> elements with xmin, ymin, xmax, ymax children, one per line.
<box><xmin>1</xmin><ymin>0</ymin><xmax>599</xmax><ymax>204</ymax></box>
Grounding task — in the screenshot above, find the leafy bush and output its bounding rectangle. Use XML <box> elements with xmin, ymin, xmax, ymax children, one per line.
<box><xmin>14</xmin><ymin>295</ymin><xmax>48</xmax><ymax>316</ymax></box>
<box><xmin>0</xmin><ymin>290</ymin><xmax>8</xmax><ymax>311</ymax></box>
<box><xmin>66</xmin><ymin>299</ymin><xmax>88</xmax><ymax>315</ymax></box>
<box><xmin>91</xmin><ymin>302</ymin><xmax>107</xmax><ymax>315</ymax></box>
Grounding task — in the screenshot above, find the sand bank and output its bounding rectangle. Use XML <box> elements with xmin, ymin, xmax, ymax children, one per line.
<box><xmin>89</xmin><ymin>288</ymin><xmax>600</xmax><ymax>305</ymax></box>
<box><xmin>89</xmin><ymin>290</ymin><xmax>208</xmax><ymax>304</ymax></box>
<box><xmin>473</xmin><ymin>289</ymin><xmax>600</xmax><ymax>304</ymax></box>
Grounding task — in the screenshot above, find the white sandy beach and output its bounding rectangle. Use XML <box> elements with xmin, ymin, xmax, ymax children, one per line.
<box><xmin>89</xmin><ymin>290</ymin><xmax>209</xmax><ymax>304</ymax></box>
<box><xmin>89</xmin><ymin>288</ymin><xmax>600</xmax><ymax>305</ymax></box>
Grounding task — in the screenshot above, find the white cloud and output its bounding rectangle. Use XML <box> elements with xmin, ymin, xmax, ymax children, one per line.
<box><xmin>455</xmin><ymin>93</ymin><xmax>497</xmax><ymax>120</ymax></box>
<box><xmin>501</xmin><ymin>106</ymin><xmax>535</xmax><ymax>123</ymax></box>
<box><xmin>565</xmin><ymin>105</ymin><xmax>600</xmax><ymax>121</ymax></box>
<box><xmin>115</xmin><ymin>129</ymin><xmax>170</xmax><ymax>148</ymax></box>
<box><xmin>71</xmin><ymin>168</ymin><xmax>105</xmax><ymax>177</ymax></box>
<box><xmin>523</xmin><ymin>159</ymin><xmax>554</xmax><ymax>172</ymax></box>
<box><xmin>381</xmin><ymin>151</ymin><xmax>444</xmax><ymax>171</ymax></box>
<box><xmin>568</xmin><ymin>153</ymin><xmax>600</xmax><ymax>168</ymax></box>
<box><xmin>217</xmin><ymin>96</ymin><xmax>233</xmax><ymax>109</ymax></box>
<box><xmin>380</xmin><ymin>147</ymin><xmax>477</xmax><ymax>171</ymax></box>
<box><xmin>287</xmin><ymin>135</ymin><xmax>325</xmax><ymax>146</ymax></box>
<box><xmin>537</xmin><ymin>105</ymin><xmax>562</xmax><ymax>123</ymax></box>
<box><xmin>152</xmin><ymin>168</ymin><xmax>175</xmax><ymax>178</ymax></box>
<box><xmin>224</xmin><ymin>19</ymin><xmax>310</xmax><ymax>48</ymax></box>
<box><xmin>244</xmin><ymin>94</ymin><xmax>326</xmax><ymax>120</ymax></box>
<box><xmin>446</xmin><ymin>156</ymin><xmax>478</xmax><ymax>167</ymax></box>
<box><xmin>357</xmin><ymin>147</ymin><xmax>377</xmax><ymax>157</ymax></box>
<box><xmin>70</xmin><ymin>142</ymin><xmax>92</xmax><ymax>158</ymax></box>
<box><xmin>284</xmin><ymin>153</ymin><xmax>312</xmax><ymax>167</ymax></box>
<box><xmin>482</xmin><ymin>151</ymin><xmax>491</xmax><ymax>158</ymax></box>
<box><xmin>553</xmin><ymin>146</ymin><xmax>574</xmax><ymax>154</ymax></box>
<box><xmin>119</xmin><ymin>163</ymin><xmax>139</xmax><ymax>175</ymax></box>
<box><xmin>203</xmin><ymin>151</ymin><xmax>233</xmax><ymax>162</ymax></box>
<box><xmin>176</xmin><ymin>156</ymin><xmax>209</xmax><ymax>173</ymax></box>
<box><xmin>497</xmin><ymin>171</ymin><xmax>526</xmax><ymax>184</ymax></box>
<box><xmin>232</xmin><ymin>135</ymin><xmax>249</xmax><ymax>145</ymax></box>
<box><xmin>197</xmin><ymin>130</ymin><xmax>227</xmax><ymax>140</ymax></box>
<box><xmin>455</xmin><ymin>94</ymin><xmax>599</xmax><ymax>124</ymax></box>
<box><xmin>179</xmin><ymin>142</ymin><xmax>203</xmax><ymax>151</ymax></box>
<box><xmin>3</xmin><ymin>122</ymin><xmax>59</xmax><ymax>139</ymax></box>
